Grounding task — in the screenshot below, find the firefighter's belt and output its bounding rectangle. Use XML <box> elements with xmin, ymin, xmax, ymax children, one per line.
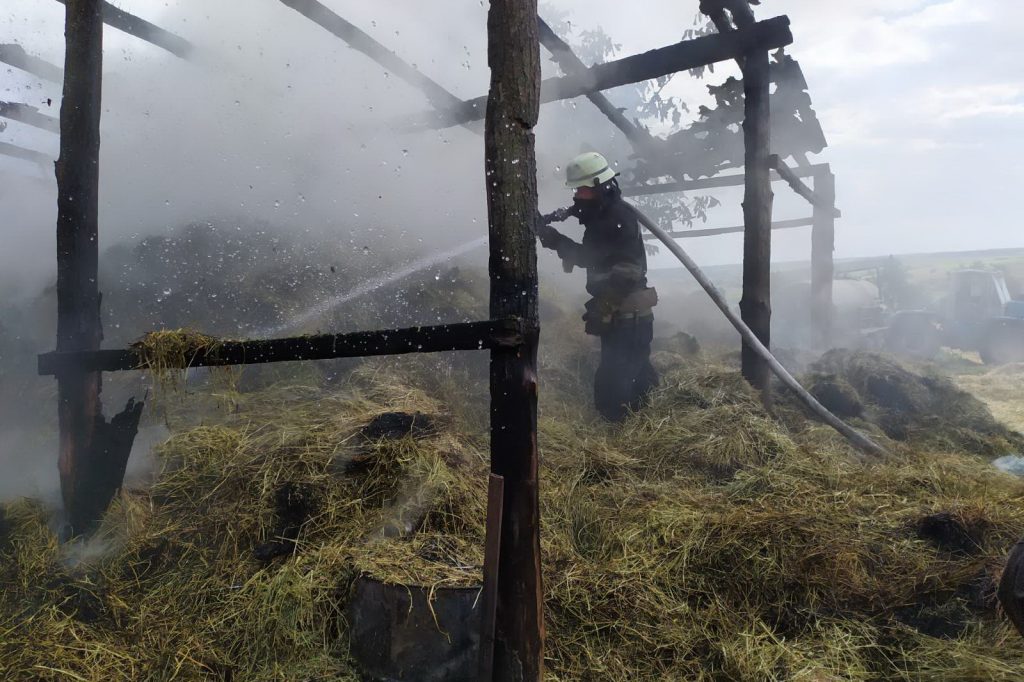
<box><xmin>582</xmin><ymin>287</ymin><xmax>658</xmax><ymax>335</ymax></box>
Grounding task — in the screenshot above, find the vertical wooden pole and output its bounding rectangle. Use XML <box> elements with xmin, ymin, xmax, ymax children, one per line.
<box><xmin>740</xmin><ymin>48</ymin><xmax>774</xmax><ymax>405</ymax></box>
<box><xmin>811</xmin><ymin>166</ymin><xmax>835</xmax><ymax>348</ymax></box>
<box><xmin>56</xmin><ymin>0</ymin><xmax>105</xmax><ymax>534</ymax></box>
<box><xmin>484</xmin><ymin>0</ymin><xmax>543</xmax><ymax>679</ymax></box>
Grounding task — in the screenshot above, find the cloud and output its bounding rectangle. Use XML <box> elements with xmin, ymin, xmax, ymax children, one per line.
<box><xmin>921</xmin><ymin>83</ymin><xmax>1024</xmax><ymax>123</ymax></box>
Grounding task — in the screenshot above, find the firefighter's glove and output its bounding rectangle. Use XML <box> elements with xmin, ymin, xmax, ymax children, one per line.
<box><xmin>546</xmin><ymin>206</ymin><xmax>574</xmax><ymax>224</ymax></box>
<box><xmin>536</xmin><ymin>224</ymin><xmax>562</xmax><ymax>249</ymax></box>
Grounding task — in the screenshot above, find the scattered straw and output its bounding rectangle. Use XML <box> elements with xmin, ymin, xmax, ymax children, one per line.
<box><xmin>3</xmin><ymin>349</ymin><xmax>1024</xmax><ymax>679</ymax></box>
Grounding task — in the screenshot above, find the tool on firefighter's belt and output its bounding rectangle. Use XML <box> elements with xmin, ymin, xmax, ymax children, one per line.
<box><xmin>582</xmin><ymin>297</ymin><xmax>615</xmax><ymax>335</ymax></box>
<box><xmin>536</xmin><ymin>207</ymin><xmax>576</xmax><ymax>273</ymax></box>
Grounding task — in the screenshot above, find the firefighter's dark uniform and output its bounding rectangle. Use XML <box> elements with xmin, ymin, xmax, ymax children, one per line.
<box><xmin>539</xmin><ymin>183</ymin><xmax>659</xmax><ymax>421</ymax></box>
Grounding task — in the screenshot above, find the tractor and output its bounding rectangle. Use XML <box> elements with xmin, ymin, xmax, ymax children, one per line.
<box><xmin>882</xmin><ymin>269</ymin><xmax>1024</xmax><ymax>364</ymax></box>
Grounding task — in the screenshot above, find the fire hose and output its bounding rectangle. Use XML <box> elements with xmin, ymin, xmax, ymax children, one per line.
<box><xmin>539</xmin><ymin>206</ymin><xmax>887</xmax><ymax>458</ymax></box>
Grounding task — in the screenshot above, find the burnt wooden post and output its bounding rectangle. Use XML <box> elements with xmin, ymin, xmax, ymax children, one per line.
<box><xmin>811</xmin><ymin>166</ymin><xmax>836</xmax><ymax>348</ymax></box>
<box><xmin>55</xmin><ymin>0</ymin><xmax>143</xmax><ymax>535</ymax></box>
<box><xmin>740</xmin><ymin>47</ymin><xmax>774</xmax><ymax>405</ymax></box>
<box><xmin>483</xmin><ymin>0</ymin><xmax>544</xmax><ymax>679</ymax></box>
<box><xmin>55</xmin><ymin>0</ymin><xmax>105</xmax><ymax>533</ymax></box>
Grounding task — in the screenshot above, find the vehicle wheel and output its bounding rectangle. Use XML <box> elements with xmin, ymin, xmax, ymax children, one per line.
<box><xmin>981</xmin><ymin>320</ymin><xmax>1024</xmax><ymax>365</ymax></box>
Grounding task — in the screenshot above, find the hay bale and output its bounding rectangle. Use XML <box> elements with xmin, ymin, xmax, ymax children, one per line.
<box><xmin>807</xmin><ymin>374</ymin><xmax>864</xmax><ymax>419</ymax></box>
<box><xmin>809</xmin><ymin>349</ymin><xmax>1024</xmax><ymax>455</ymax></box>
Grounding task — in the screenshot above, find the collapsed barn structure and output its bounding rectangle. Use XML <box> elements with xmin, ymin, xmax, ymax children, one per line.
<box><xmin>5</xmin><ymin>0</ymin><xmax>1022</xmax><ymax>679</ymax></box>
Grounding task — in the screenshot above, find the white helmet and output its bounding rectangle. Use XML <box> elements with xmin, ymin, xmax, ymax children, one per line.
<box><xmin>565</xmin><ymin>151</ymin><xmax>618</xmax><ymax>189</ymax></box>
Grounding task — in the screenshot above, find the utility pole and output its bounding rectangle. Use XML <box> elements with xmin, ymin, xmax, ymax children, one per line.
<box><xmin>483</xmin><ymin>0</ymin><xmax>544</xmax><ymax>679</ymax></box>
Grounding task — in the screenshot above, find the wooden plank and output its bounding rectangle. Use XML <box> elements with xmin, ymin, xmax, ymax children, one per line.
<box><xmin>740</xmin><ymin>47</ymin><xmax>773</xmax><ymax>405</ymax></box>
<box><xmin>38</xmin><ymin>319</ymin><xmax>525</xmax><ymax>375</ymax></box>
<box><xmin>621</xmin><ymin>164</ymin><xmax>827</xmax><ymax>196</ymax></box>
<box><xmin>0</xmin><ymin>43</ymin><xmax>63</xmax><ymax>82</ymax></box>
<box><xmin>811</xmin><ymin>167</ymin><xmax>836</xmax><ymax>347</ymax></box>
<box><xmin>423</xmin><ymin>16</ymin><xmax>793</xmax><ymax>129</ymax></box>
<box><xmin>485</xmin><ymin>1</ymin><xmax>544</xmax><ymax>679</ymax></box>
<box><xmin>0</xmin><ymin>101</ymin><xmax>61</xmax><ymax>134</ymax></box>
<box><xmin>0</xmin><ymin>140</ymin><xmax>51</xmax><ymax>165</ymax></box>
<box><xmin>278</xmin><ymin>0</ymin><xmax>466</xmax><ymax>114</ymax></box>
<box><xmin>477</xmin><ymin>474</ymin><xmax>505</xmax><ymax>682</ymax></box>
<box><xmin>641</xmin><ymin>216</ymin><xmax>812</xmax><ymax>240</ymax></box>
<box><xmin>536</xmin><ymin>17</ymin><xmax>655</xmax><ymax>154</ymax></box>
<box><xmin>770</xmin><ymin>154</ymin><xmax>840</xmax><ymax>217</ymax></box>
<box><xmin>54</xmin><ymin>0</ymin><xmax>193</xmax><ymax>59</ymax></box>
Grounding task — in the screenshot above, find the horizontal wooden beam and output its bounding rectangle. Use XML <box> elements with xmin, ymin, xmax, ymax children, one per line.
<box><xmin>0</xmin><ymin>44</ymin><xmax>63</xmax><ymax>82</ymax></box>
<box><xmin>770</xmin><ymin>154</ymin><xmax>840</xmax><ymax>217</ymax></box>
<box><xmin>38</xmin><ymin>318</ymin><xmax>524</xmax><ymax>376</ymax></box>
<box><xmin>420</xmin><ymin>16</ymin><xmax>793</xmax><ymax>129</ymax></box>
<box><xmin>537</xmin><ymin>17</ymin><xmax>655</xmax><ymax>154</ymax></box>
<box><xmin>0</xmin><ymin>140</ymin><xmax>50</xmax><ymax>165</ymax></box>
<box><xmin>623</xmin><ymin>163</ymin><xmax>827</xmax><ymax>196</ymax></box>
<box><xmin>0</xmin><ymin>101</ymin><xmax>60</xmax><ymax>134</ymax></box>
<box><xmin>642</xmin><ymin>216</ymin><xmax>813</xmax><ymax>240</ymax></box>
<box><xmin>54</xmin><ymin>0</ymin><xmax>193</xmax><ymax>59</ymax></box>
<box><xmin>279</xmin><ymin>0</ymin><xmax>466</xmax><ymax>113</ymax></box>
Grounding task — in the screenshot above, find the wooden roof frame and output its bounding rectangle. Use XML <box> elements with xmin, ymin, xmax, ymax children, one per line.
<box><xmin>25</xmin><ymin>3</ymin><xmax>838</xmax><ymax>679</ymax></box>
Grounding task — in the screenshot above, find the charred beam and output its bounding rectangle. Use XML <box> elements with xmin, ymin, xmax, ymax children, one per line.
<box><xmin>770</xmin><ymin>154</ymin><xmax>840</xmax><ymax>217</ymax></box>
<box><xmin>0</xmin><ymin>43</ymin><xmax>63</xmax><ymax>82</ymax></box>
<box><xmin>622</xmin><ymin>164</ymin><xmax>827</xmax><ymax>196</ymax></box>
<box><xmin>0</xmin><ymin>101</ymin><xmax>61</xmax><ymax>134</ymax></box>
<box><xmin>537</xmin><ymin>17</ymin><xmax>654</xmax><ymax>154</ymax></box>
<box><xmin>38</xmin><ymin>319</ymin><xmax>525</xmax><ymax>375</ymax></box>
<box><xmin>278</xmin><ymin>0</ymin><xmax>466</xmax><ymax>114</ymax></box>
<box><xmin>723</xmin><ymin>0</ymin><xmax>757</xmax><ymax>29</ymax></box>
<box><xmin>54</xmin><ymin>0</ymin><xmax>193</xmax><ymax>59</ymax></box>
<box><xmin>424</xmin><ymin>16</ymin><xmax>793</xmax><ymax>129</ymax></box>
<box><xmin>0</xmin><ymin>141</ymin><xmax>51</xmax><ymax>165</ymax></box>
<box><xmin>740</xmin><ymin>47</ymin><xmax>773</xmax><ymax>404</ymax></box>
<box><xmin>642</xmin><ymin>216</ymin><xmax>812</xmax><ymax>240</ymax></box>
<box><xmin>485</xmin><ymin>0</ymin><xmax>544</xmax><ymax>679</ymax></box>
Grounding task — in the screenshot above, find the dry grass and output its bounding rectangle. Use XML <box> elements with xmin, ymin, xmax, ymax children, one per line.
<box><xmin>3</xmin><ymin>348</ymin><xmax>1024</xmax><ymax>680</ymax></box>
<box><xmin>130</xmin><ymin>329</ymin><xmax>240</xmax><ymax>406</ymax></box>
<box><xmin>954</xmin><ymin>363</ymin><xmax>1024</xmax><ymax>436</ymax></box>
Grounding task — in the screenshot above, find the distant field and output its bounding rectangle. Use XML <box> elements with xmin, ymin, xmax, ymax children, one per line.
<box><xmin>651</xmin><ymin>246</ymin><xmax>1024</xmax><ymax>298</ymax></box>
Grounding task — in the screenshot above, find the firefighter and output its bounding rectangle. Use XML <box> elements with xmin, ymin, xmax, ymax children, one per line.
<box><xmin>537</xmin><ymin>151</ymin><xmax>659</xmax><ymax>421</ymax></box>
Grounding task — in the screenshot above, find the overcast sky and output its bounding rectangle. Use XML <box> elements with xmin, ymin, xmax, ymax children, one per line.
<box><xmin>1</xmin><ymin>0</ymin><xmax>1022</xmax><ymax>288</ymax></box>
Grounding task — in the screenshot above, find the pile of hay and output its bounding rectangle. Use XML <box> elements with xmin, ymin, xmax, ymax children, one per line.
<box><xmin>803</xmin><ymin>349</ymin><xmax>1024</xmax><ymax>456</ymax></box>
<box><xmin>3</xmin><ymin>351</ymin><xmax>1024</xmax><ymax>680</ymax></box>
